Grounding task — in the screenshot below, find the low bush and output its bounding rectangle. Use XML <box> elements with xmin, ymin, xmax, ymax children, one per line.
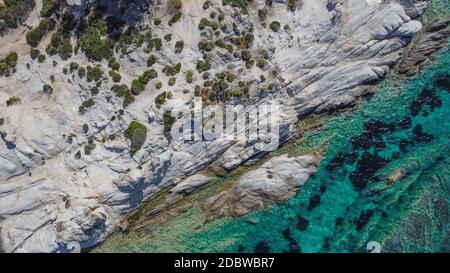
<box><xmin>124</xmin><ymin>121</ymin><xmax>147</xmax><ymax>156</ymax></box>
<box><xmin>26</xmin><ymin>18</ymin><xmax>56</xmax><ymax>47</ymax></box>
<box><xmin>270</xmin><ymin>21</ymin><xmax>281</xmax><ymax>32</ymax></box>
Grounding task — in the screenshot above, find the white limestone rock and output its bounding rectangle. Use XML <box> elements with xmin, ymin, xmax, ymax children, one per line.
<box><xmin>202</xmin><ymin>154</ymin><xmax>320</xmax><ymax>218</ymax></box>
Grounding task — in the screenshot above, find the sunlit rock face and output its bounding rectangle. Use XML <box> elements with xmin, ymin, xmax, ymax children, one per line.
<box><xmin>0</xmin><ymin>0</ymin><xmax>428</xmax><ymax>252</ymax></box>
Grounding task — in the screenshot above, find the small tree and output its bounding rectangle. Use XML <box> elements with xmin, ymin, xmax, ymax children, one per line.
<box><xmin>124</xmin><ymin>121</ymin><xmax>147</xmax><ymax>156</ymax></box>
<box><xmin>270</xmin><ymin>21</ymin><xmax>281</xmax><ymax>32</ymax></box>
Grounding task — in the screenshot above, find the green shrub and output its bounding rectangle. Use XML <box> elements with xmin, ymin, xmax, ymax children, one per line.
<box><xmin>6</xmin><ymin>96</ymin><xmax>21</xmax><ymax>106</ymax></box>
<box><xmin>41</xmin><ymin>0</ymin><xmax>58</xmax><ymax>17</ymax></box>
<box><xmin>26</xmin><ymin>18</ymin><xmax>56</xmax><ymax>47</ymax></box>
<box><xmin>69</xmin><ymin>62</ymin><xmax>79</xmax><ymax>72</ymax></box>
<box><xmin>82</xmin><ymin>123</ymin><xmax>89</xmax><ymax>133</ymax></box>
<box><xmin>164</xmin><ymin>33</ymin><xmax>172</xmax><ymax>41</ymax></box>
<box><xmin>45</xmin><ymin>15</ymin><xmax>75</xmax><ymax>60</ymax></box>
<box><xmin>43</xmin><ymin>84</ymin><xmax>53</xmax><ymax>94</ymax></box>
<box><xmin>162</xmin><ymin>63</ymin><xmax>181</xmax><ymax>76</ymax></box>
<box><xmin>112</xmin><ymin>84</ymin><xmax>135</xmax><ymax>108</ymax></box>
<box><xmin>155</xmin><ymin>81</ymin><xmax>163</xmax><ymax>89</ymax></box>
<box><xmin>270</xmin><ymin>21</ymin><xmax>281</xmax><ymax>32</ymax></box>
<box><xmin>59</xmin><ymin>39</ymin><xmax>73</xmax><ymax>60</ymax></box>
<box><xmin>261</xmin><ymin>49</ymin><xmax>269</xmax><ymax>59</ymax></box>
<box><xmin>168</xmin><ymin>77</ymin><xmax>176</xmax><ymax>86</ymax></box>
<box><xmin>170</xmin><ymin>0</ymin><xmax>183</xmax><ymax>10</ymax></box>
<box><xmin>108</xmin><ymin>58</ymin><xmax>120</xmax><ymax>70</ymax></box>
<box><xmin>0</xmin><ymin>0</ymin><xmax>35</xmax><ymax>33</ymax></box>
<box><xmin>241</xmin><ymin>50</ymin><xmax>251</xmax><ymax>61</ymax></box>
<box><xmin>84</xmin><ymin>143</ymin><xmax>96</xmax><ymax>155</ymax></box>
<box><xmin>147</xmin><ymin>37</ymin><xmax>163</xmax><ymax>51</ymax></box>
<box><xmin>186</xmin><ymin>70</ymin><xmax>194</xmax><ymax>83</ymax></box>
<box><xmin>82</xmin><ymin>98</ymin><xmax>95</xmax><ymax>108</ymax></box>
<box><xmin>124</xmin><ymin>121</ymin><xmax>147</xmax><ymax>156</ymax></box>
<box><xmin>109</xmin><ymin>71</ymin><xmax>121</xmax><ymax>83</ymax></box>
<box><xmin>37</xmin><ymin>54</ymin><xmax>46</xmax><ymax>63</ymax></box>
<box><xmin>147</xmin><ymin>55</ymin><xmax>157</xmax><ymax>67</ymax></box>
<box><xmin>169</xmin><ymin>10</ymin><xmax>182</xmax><ymax>26</ymax></box>
<box><xmin>163</xmin><ymin>111</ymin><xmax>176</xmax><ymax>135</ymax></box>
<box><xmin>142</xmin><ymin>69</ymin><xmax>158</xmax><ymax>82</ymax></box>
<box><xmin>257</xmin><ymin>59</ymin><xmax>266</xmax><ymax>68</ymax></box>
<box><xmin>155</xmin><ymin>91</ymin><xmax>167</xmax><ymax>108</ymax></box>
<box><xmin>233</xmin><ymin>32</ymin><xmax>254</xmax><ymax>49</ymax></box>
<box><xmin>258</xmin><ymin>9</ymin><xmax>266</xmax><ymax>21</ymax></box>
<box><xmin>86</xmin><ymin>65</ymin><xmax>103</xmax><ymax>82</ymax></box>
<box><xmin>198</xmin><ymin>18</ymin><xmax>210</xmax><ymax>30</ymax></box>
<box><xmin>79</xmin><ymin>27</ymin><xmax>113</xmax><ymax>61</ymax></box>
<box><xmin>223</xmin><ymin>0</ymin><xmax>248</xmax><ymax>14</ymax></box>
<box><xmin>245</xmin><ymin>59</ymin><xmax>255</xmax><ymax>69</ymax></box>
<box><xmin>132</xmin><ymin>69</ymin><xmax>157</xmax><ymax>95</ymax></box>
<box><xmin>131</xmin><ymin>79</ymin><xmax>146</xmax><ymax>95</ymax></box>
<box><xmin>91</xmin><ymin>86</ymin><xmax>99</xmax><ymax>96</ymax></box>
<box><xmin>0</xmin><ymin>51</ymin><xmax>18</xmax><ymax>77</ymax></box>
<box><xmin>198</xmin><ymin>41</ymin><xmax>215</xmax><ymax>52</ymax></box>
<box><xmin>287</xmin><ymin>0</ymin><xmax>298</xmax><ymax>11</ymax></box>
<box><xmin>78</xmin><ymin>66</ymin><xmax>86</xmax><ymax>78</ymax></box>
<box><xmin>30</xmin><ymin>48</ymin><xmax>40</xmax><ymax>60</ymax></box>
<box><xmin>211</xmin><ymin>21</ymin><xmax>219</xmax><ymax>30</ymax></box>
<box><xmin>196</xmin><ymin>60</ymin><xmax>211</xmax><ymax>73</ymax></box>
<box><xmin>79</xmin><ymin>98</ymin><xmax>95</xmax><ymax>114</ymax></box>
<box><xmin>175</xmin><ymin>40</ymin><xmax>184</xmax><ymax>53</ymax></box>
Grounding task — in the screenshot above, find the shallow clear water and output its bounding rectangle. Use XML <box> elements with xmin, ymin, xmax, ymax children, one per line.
<box><xmin>95</xmin><ymin>2</ymin><xmax>450</xmax><ymax>253</ymax></box>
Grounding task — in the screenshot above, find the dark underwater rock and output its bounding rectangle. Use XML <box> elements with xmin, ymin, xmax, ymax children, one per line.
<box><xmin>356</xmin><ymin>209</ymin><xmax>374</xmax><ymax>231</ymax></box>
<box><xmin>237</xmin><ymin>245</ymin><xmax>245</xmax><ymax>252</ymax></box>
<box><xmin>436</xmin><ymin>73</ymin><xmax>450</xmax><ymax>91</ymax></box>
<box><xmin>350</xmin><ymin>120</ymin><xmax>395</xmax><ymax>151</ymax></box>
<box><xmin>399</xmin><ymin>139</ymin><xmax>413</xmax><ymax>152</ymax></box>
<box><xmin>254</xmin><ymin>241</ymin><xmax>270</xmax><ymax>253</ymax></box>
<box><xmin>327</xmin><ymin>152</ymin><xmax>357</xmax><ymax>172</ymax></box>
<box><xmin>413</xmin><ymin>125</ymin><xmax>435</xmax><ymax>143</ymax></box>
<box><xmin>297</xmin><ymin>215</ymin><xmax>309</xmax><ymax>231</ymax></box>
<box><xmin>282</xmin><ymin>228</ymin><xmax>301</xmax><ymax>253</ymax></box>
<box><xmin>349</xmin><ymin>153</ymin><xmax>390</xmax><ymax>191</ymax></box>
<box><xmin>307</xmin><ymin>195</ymin><xmax>321</xmax><ymax>211</ymax></box>
<box><xmin>409</xmin><ymin>87</ymin><xmax>442</xmax><ymax>116</ymax></box>
<box><xmin>398</xmin><ymin>117</ymin><xmax>412</xmax><ymax>129</ymax></box>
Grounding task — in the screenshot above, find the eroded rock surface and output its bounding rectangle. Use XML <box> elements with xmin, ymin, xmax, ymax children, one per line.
<box><xmin>399</xmin><ymin>18</ymin><xmax>450</xmax><ymax>76</ymax></box>
<box><xmin>202</xmin><ymin>154</ymin><xmax>320</xmax><ymax>219</ymax></box>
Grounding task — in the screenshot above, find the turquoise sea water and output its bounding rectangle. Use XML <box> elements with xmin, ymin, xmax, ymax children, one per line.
<box><xmin>177</xmin><ymin>44</ymin><xmax>450</xmax><ymax>253</ymax></box>
<box><xmin>95</xmin><ymin>2</ymin><xmax>450</xmax><ymax>252</ymax></box>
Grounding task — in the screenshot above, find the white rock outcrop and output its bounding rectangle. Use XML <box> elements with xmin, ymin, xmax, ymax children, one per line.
<box><xmin>202</xmin><ymin>154</ymin><xmax>320</xmax><ymax>218</ymax></box>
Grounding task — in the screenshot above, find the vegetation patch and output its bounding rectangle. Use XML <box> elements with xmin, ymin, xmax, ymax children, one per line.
<box><xmin>124</xmin><ymin>121</ymin><xmax>147</xmax><ymax>156</ymax></box>
<box><xmin>0</xmin><ymin>0</ymin><xmax>35</xmax><ymax>33</ymax></box>
<box><xmin>112</xmin><ymin>84</ymin><xmax>135</xmax><ymax>108</ymax></box>
<box><xmin>26</xmin><ymin>18</ymin><xmax>56</xmax><ymax>47</ymax></box>
<box><xmin>41</xmin><ymin>0</ymin><xmax>59</xmax><ymax>18</ymax></box>
<box><xmin>0</xmin><ymin>52</ymin><xmax>18</xmax><ymax>77</ymax></box>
